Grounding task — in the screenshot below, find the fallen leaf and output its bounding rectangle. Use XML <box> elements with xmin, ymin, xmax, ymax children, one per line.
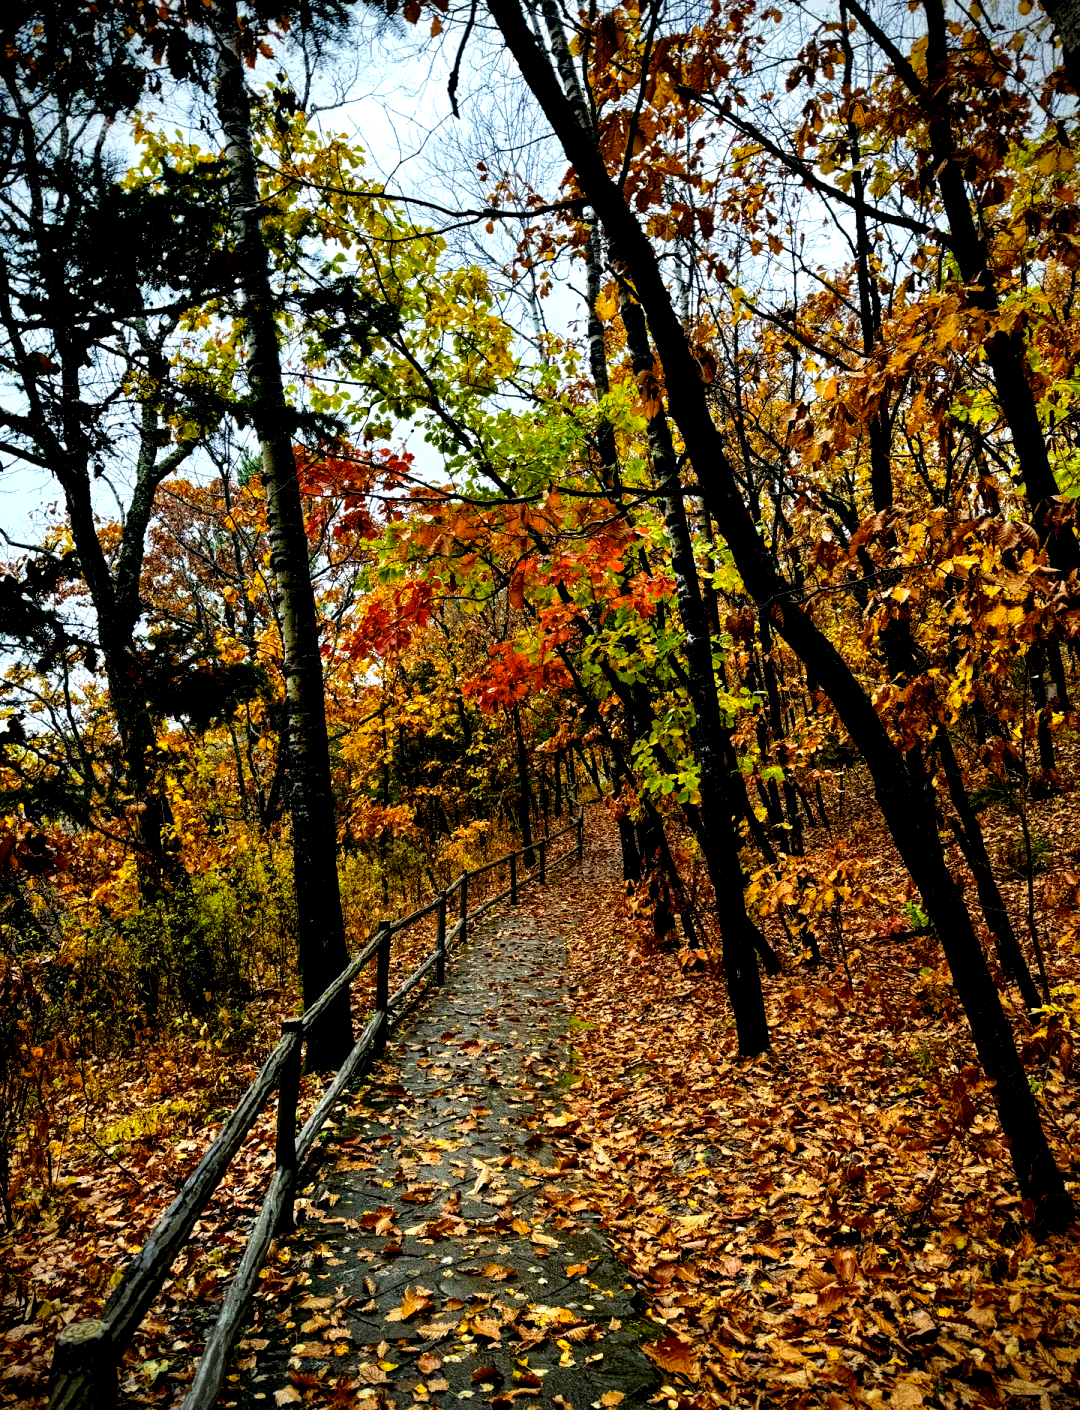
<box><xmin>643</xmin><ymin>1336</ymin><xmax>699</xmax><ymax>1381</ymax></box>
<box><xmin>418</xmin><ymin>1322</ymin><xmax>459</xmax><ymax>1341</ymax></box>
<box><xmin>468</xmin><ymin>1316</ymin><xmax>502</xmax><ymax>1341</ymax></box>
<box><xmin>889</xmin><ymin>1382</ymin><xmax>925</xmax><ymax>1409</ymax></box>
<box><xmin>472</xmin><ymin>1365</ymin><xmax>505</xmax><ymax>1387</ymax></box>
<box><xmin>356</xmin><ymin>1363</ymin><xmax>391</xmax><ymax>1385</ymax></box>
<box><xmin>386</xmin><ymin>1286</ymin><xmax>436</xmax><ymax>1322</ymax></box>
<box><xmin>481</xmin><ymin>1263</ymin><xmax>517</xmax><ymax>1280</ymax></box>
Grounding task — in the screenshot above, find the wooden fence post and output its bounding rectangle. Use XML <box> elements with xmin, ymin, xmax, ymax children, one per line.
<box><xmin>539</xmin><ymin>840</ymin><xmax>546</xmax><ymax>884</ymax></box>
<box><xmin>49</xmin><ymin>1318</ymin><xmax>113</xmax><ymax>1410</ymax></box>
<box><xmin>459</xmin><ymin>871</ymin><xmax>469</xmax><ymax>948</ymax></box>
<box><xmin>274</xmin><ymin>1018</ymin><xmax>304</xmax><ymax>1233</ymax></box>
<box><xmin>374</xmin><ymin>922</ymin><xmax>391</xmax><ymax>1058</ymax></box>
<box><xmin>577</xmin><ymin>807</ymin><xmax>584</xmax><ymax>859</ymax></box>
<box><xmin>436</xmin><ymin>893</ymin><xmax>447</xmax><ymax>986</ymax></box>
<box><xmin>510</xmin><ymin>851</ymin><xmax>517</xmax><ymax>906</ymax></box>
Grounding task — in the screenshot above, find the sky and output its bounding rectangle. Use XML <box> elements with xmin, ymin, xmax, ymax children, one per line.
<box><xmin>0</xmin><ymin>12</ymin><xmax>576</xmax><ymax>545</ymax></box>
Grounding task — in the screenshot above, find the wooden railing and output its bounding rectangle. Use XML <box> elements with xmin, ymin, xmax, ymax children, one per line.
<box><xmin>48</xmin><ymin>805</ymin><xmax>586</xmax><ymax>1410</ymax></box>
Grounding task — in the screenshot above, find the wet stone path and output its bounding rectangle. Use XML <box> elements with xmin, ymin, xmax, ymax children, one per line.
<box><xmin>227</xmin><ymin>896</ymin><xmax>658</xmax><ymax>1410</ymax></box>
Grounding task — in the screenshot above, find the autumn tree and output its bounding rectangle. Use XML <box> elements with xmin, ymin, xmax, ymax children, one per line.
<box><xmin>477</xmin><ymin>0</ymin><xmax>1074</xmax><ymax>1227</ymax></box>
<box><xmin>0</xmin><ymin>5</ymin><xmax>232</xmax><ymax>913</ymax></box>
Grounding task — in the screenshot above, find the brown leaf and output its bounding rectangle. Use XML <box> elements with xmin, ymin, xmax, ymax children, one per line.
<box><xmin>563</xmin><ymin>1324</ymin><xmax>598</xmax><ymax>1344</ymax></box>
<box><xmin>829</xmin><ymin>1248</ymin><xmax>858</xmax><ymax>1282</ymax></box>
<box><xmin>472</xmin><ymin>1365</ymin><xmax>505</xmax><ymax>1387</ymax></box>
<box><xmin>417</xmin><ymin>1322</ymin><xmax>458</xmax><ymax>1341</ymax></box>
<box><xmin>643</xmin><ymin>1336</ymin><xmax>699</xmax><ymax>1381</ymax></box>
<box><xmin>889</xmin><ymin>1382</ymin><xmax>925</xmax><ymax>1409</ymax></box>
<box><xmin>401</xmin><ymin>1187</ymin><xmax>433</xmax><ymax>1204</ymax></box>
<box><xmin>480</xmin><ymin>1263</ymin><xmax>517</xmax><ymax>1280</ymax></box>
<box><xmin>288</xmin><ymin>1371</ymin><xmax>322</xmax><ymax>1389</ymax></box>
<box><xmin>816</xmin><ymin>1283</ymin><xmax>848</xmax><ymax>1314</ymax></box>
<box><xmin>356</xmin><ymin>1363</ymin><xmax>391</xmax><ymax>1385</ymax></box>
<box><xmin>417</xmin><ymin>1353</ymin><xmax>441</xmax><ymax>1374</ymax></box>
<box><xmin>469</xmin><ymin>1315</ymin><xmax>503</xmax><ymax>1341</ymax></box>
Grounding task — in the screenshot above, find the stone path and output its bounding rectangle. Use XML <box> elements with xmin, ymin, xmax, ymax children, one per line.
<box><xmin>226</xmin><ymin>877</ymin><xmax>658</xmax><ymax>1410</ymax></box>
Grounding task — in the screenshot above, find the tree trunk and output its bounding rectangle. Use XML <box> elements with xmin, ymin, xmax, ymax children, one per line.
<box><xmin>1042</xmin><ymin>0</ymin><xmax>1080</xmax><ymax>91</ymax></box>
<box><xmin>486</xmin><ymin>0</ymin><xmax>1071</xmax><ymax>1226</ymax></box>
<box><xmin>938</xmin><ymin>734</ymin><xmax>1041</xmax><ymax>1010</ymax></box>
<box><xmin>849</xmin><ymin>0</ymin><xmax>1079</xmax><ymax>571</ymax></box>
<box><xmin>510</xmin><ymin>705</ymin><xmax>536</xmax><ymax>866</ymax></box>
<box><xmin>211</xmin><ymin>0</ymin><xmax>351</xmax><ymax>1066</ymax></box>
<box><xmin>618</xmin><ymin>279</ymin><xmax>769</xmax><ymax>1054</ymax></box>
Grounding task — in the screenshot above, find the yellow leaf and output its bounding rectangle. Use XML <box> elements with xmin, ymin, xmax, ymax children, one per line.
<box><xmin>595</xmin><ymin>283</ymin><xmax>619</xmax><ymax>321</ymax></box>
<box><xmin>936</xmin><ymin>312</ymin><xmax>961</xmax><ymax>348</ymax></box>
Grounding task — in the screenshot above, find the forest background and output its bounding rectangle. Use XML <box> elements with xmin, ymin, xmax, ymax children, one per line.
<box><xmin>4</xmin><ymin>0</ymin><xmax>1080</xmax><ymax>1405</ymax></box>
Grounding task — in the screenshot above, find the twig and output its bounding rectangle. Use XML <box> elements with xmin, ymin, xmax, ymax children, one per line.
<box><xmin>448</xmin><ymin>0</ymin><xmax>478</xmax><ymax>119</ymax></box>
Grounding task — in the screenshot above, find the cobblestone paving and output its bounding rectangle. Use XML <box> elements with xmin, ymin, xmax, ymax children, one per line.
<box><xmin>227</xmin><ymin>884</ymin><xmax>657</xmax><ymax>1410</ymax></box>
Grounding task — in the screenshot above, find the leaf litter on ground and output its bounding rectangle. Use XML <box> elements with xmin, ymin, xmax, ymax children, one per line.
<box><xmin>5</xmin><ymin>799</ymin><xmax>1080</xmax><ymax>1410</ymax></box>
<box><xmin>552</xmin><ymin>808</ymin><xmax>1080</xmax><ymax>1410</ymax></box>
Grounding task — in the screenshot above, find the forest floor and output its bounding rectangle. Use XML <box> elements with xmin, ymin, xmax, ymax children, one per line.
<box><xmin>554</xmin><ymin>805</ymin><xmax>1080</xmax><ymax>1410</ymax></box>
<box><xmin>4</xmin><ymin>784</ymin><xmax>1080</xmax><ymax>1410</ymax></box>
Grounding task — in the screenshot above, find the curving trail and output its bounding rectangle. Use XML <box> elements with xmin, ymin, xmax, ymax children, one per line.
<box><xmin>227</xmin><ymin>831</ymin><xmax>657</xmax><ymax>1410</ymax></box>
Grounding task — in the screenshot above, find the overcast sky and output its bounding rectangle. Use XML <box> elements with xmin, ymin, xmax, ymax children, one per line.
<box><xmin>0</xmin><ymin>13</ymin><xmax>577</xmax><ymax>545</ymax></box>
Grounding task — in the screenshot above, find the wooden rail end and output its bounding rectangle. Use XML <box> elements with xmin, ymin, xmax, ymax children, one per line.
<box><xmin>49</xmin><ymin>1319</ymin><xmax>113</xmax><ymax>1410</ymax></box>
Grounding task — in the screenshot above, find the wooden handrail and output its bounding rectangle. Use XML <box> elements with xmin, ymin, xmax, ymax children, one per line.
<box><xmin>48</xmin><ymin>803</ymin><xmax>588</xmax><ymax>1410</ymax></box>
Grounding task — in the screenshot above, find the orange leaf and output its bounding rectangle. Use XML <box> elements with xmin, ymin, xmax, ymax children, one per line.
<box><xmin>480</xmin><ymin>1262</ymin><xmax>517</xmax><ymax>1280</ymax></box>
